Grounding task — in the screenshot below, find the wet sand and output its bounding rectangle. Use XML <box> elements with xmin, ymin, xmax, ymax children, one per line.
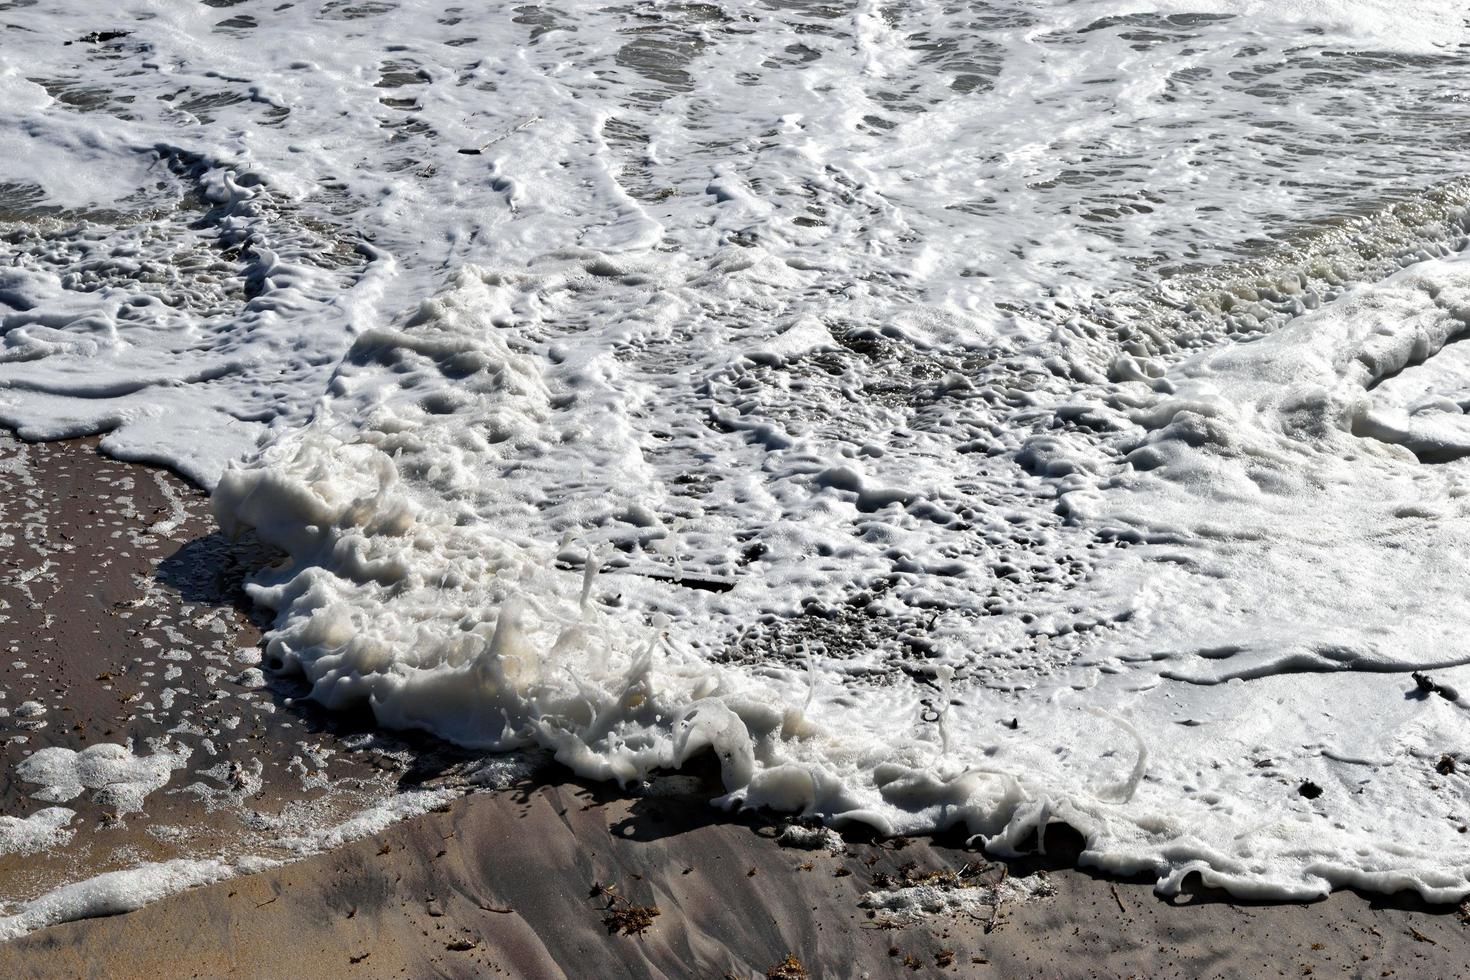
<box><xmin>1</xmin><ymin>437</ymin><xmax>1467</xmax><ymax>977</ymax></box>
<box><xmin>0</xmin><ymin>434</ymin><xmax>468</xmax><ymax>919</ymax></box>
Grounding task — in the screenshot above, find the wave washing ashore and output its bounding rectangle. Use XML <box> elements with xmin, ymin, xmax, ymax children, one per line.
<box><xmin>5</xmin><ymin>0</ymin><xmax>1470</xmax><ymax>937</ymax></box>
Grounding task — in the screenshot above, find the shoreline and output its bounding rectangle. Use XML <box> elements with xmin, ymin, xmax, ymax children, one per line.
<box><xmin>3</xmin><ymin>766</ymin><xmax>1466</xmax><ymax>978</ymax></box>
<box><xmin>0</xmin><ymin>435</ymin><xmax>1466</xmax><ymax>976</ymax></box>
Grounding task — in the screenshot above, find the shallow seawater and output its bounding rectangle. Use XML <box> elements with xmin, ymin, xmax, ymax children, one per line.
<box><xmin>5</xmin><ymin>0</ymin><xmax>1470</xmax><ymax>930</ymax></box>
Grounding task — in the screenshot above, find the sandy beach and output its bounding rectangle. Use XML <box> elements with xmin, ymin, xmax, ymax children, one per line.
<box><xmin>0</xmin><ymin>437</ymin><xmax>1466</xmax><ymax>978</ymax></box>
<box><xmin>11</xmin><ymin>2</ymin><xmax>1470</xmax><ymax>962</ymax></box>
<box><xmin>8</xmin><ymin>776</ymin><xmax>1470</xmax><ymax>979</ymax></box>
<box><xmin>10</xmin><ymin>4</ymin><xmax>1470</xmax><ymax>977</ymax></box>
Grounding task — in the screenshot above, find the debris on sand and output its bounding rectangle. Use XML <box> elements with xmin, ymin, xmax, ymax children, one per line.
<box><xmin>603</xmin><ymin>900</ymin><xmax>660</xmax><ymax>937</ymax></box>
<box><xmin>765</xmin><ymin>953</ymin><xmax>809</xmax><ymax>979</ymax></box>
<box><xmin>596</xmin><ymin>886</ymin><xmax>661</xmax><ymax>938</ymax></box>
<box><xmin>860</xmin><ymin>862</ymin><xmax>1053</xmax><ymax>928</ymax></box>
<box><xmin>775</xmin><ymin>825</ymin><xmax>845</xmax><ymax>853</ymax></box>
<box><xmin>871</xmin><ymin>860</ymin><xmax>985</xmax><ymax>891</ymax></box>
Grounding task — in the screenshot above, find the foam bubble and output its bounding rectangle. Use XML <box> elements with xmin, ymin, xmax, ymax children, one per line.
<box><xmin>16</xmin><ymin>743</ymin><xmax>189</xmax><ymax>815</ymax></box>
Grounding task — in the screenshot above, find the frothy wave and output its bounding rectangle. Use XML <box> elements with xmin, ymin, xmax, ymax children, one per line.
<box><xmin>5</xmin><ymin>0</ymin><xmax>1470</xmax><ymax>913</ymax></box>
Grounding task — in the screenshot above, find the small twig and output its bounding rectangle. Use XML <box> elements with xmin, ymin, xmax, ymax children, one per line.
<box><xmin>458</xmin><ymin>116</ymin><xmax>540</xmax><ymax>155</ymax></box>
<box><xmin>1408</xmin><ymin>927</ymin><xmax>1437</xmax><ymax>946</ymax></box>
<box><xmin>255</xmin><ymin>896</ymin><xmax>279</xmax><ymax>909</ymax></box>
<box><xmin>1109</xmin><ymin>882</ymin><xmax>1127</xmax><ymax>915</ymax></box>
<box><xmin>985</xmin><ymin>900</ymin><xmax>1004</xmax><ymax>933</ymax></box>
<box><xmin>985</xmin><ymin>866</ymin><xmax>1009</xmax><ymax>934</ymax></box>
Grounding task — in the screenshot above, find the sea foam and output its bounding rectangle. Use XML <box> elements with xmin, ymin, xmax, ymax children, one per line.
<box><xmin>5</xmin><ymin>0</ymin><xmax>1470</xmax><ymax>916</ymax></box>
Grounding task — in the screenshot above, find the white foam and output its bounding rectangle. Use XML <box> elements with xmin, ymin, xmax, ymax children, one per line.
<box><xmin>0</xmin><ymin>859</ymin><xmax>239</xmax><ymax>941</ymax></box>
<box><xmin>0</xmin><ymin>787</ymin><xmax>456</xmax><ymax>941</ymax></box>
<box><xmin>16</xmin><ymin>743</ymin><xmax>188</xmax><ymax>814</ymax></box>
<box><xmin>1079</xmin><ymin>0</ymin><xmax>1470</xmax><ymax>54</ymax></box>
<box><xmin>206</xmin><ymin>253</ymin><xmax>1470</xmax><ymax>902</ymax></box>
<box><xmin>271</xmin><ymin>787</ymin><xmax>459</xmax><ymax>855</ymax></box>
<box><xmin>5</xmin><ymin>0</ymin><xmax>1470</xmax><ymax>912</ymax></box>
<box><xmin>860</xmin><ymin>871</ymin><xmax>1055</xmax><ymax>923</ymax></box>
<box><xmin>0</xmin><ymin>808</ymin><xmax>75</xmax><ymax>858</ymax></box>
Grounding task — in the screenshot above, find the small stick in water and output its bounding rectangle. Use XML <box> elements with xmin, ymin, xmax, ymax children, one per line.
<box><xmin>458</xmin><ymin>116</ymin><xmax>540</xmax><ymax>155</ymax></box>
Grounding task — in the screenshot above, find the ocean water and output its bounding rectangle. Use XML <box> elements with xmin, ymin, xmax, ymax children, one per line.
<box><xmin>5</xmin><ymin>0</ymin><xmax>1470</xmax><ymax>918</ymax></box>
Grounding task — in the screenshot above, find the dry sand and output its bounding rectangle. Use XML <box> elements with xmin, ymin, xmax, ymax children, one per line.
<box><xmin>0</xmin><ymin>436</ymin><xmax>1466</xmax><ymax>978</ymax></box>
